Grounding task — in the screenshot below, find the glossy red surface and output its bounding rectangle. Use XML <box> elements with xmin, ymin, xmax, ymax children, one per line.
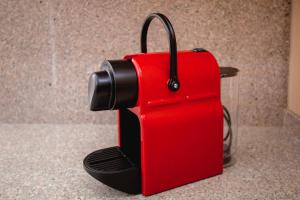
<box><xmin>122</xmin><ymin>50</ymin><xmax>223</xmax><ymax>195</ymax></box>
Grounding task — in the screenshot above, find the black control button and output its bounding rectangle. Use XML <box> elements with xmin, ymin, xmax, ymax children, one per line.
<box><xmin>192</xmin><ymin>48</ymin><xmax>207</xmax><ymax>52</ymax></box>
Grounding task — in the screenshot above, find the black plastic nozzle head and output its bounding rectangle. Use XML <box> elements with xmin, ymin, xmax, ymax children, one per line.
<box><xmin>88</xmin><ymin>71</ymin><xmax>112</xmax><ymax>111</ymax></box>
<box><xmin>88</xmin><ymin>60</ymin><xmax>138</xmax><ymax>111</ymax></box>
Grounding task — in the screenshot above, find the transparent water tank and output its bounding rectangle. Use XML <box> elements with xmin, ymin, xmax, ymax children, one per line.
<box><xmin>220</xmin><ymin>67</ymin><xmax>239</xmax><ymax>167</ymax></box>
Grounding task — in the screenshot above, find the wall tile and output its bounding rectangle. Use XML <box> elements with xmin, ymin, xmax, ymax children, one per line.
<box><xmin>0</xmin><ymin>0</ymin><xmax>53</xmax><ymax>123</ymax></box>
<box><xmin>0</xmin><ymin>0</ymin><xmax>292</xmax><ymax>125</ymax></box>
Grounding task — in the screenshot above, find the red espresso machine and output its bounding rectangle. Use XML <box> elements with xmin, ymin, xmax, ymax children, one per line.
<box><xmin>84</xmin><ymin>13</ymin><xmax>237</xmax><ymax>196</ymax></box>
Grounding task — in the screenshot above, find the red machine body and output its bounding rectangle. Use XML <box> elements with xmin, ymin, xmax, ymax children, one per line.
<box><xmin>121</xmin><ymin>50</ymin><xmax>223</xmax><ymax>195</ymax></box>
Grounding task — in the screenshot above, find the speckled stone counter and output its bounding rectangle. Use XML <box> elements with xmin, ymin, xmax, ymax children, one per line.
<box><xmin>0</xmin><ymin>125</ymin><xmax>299</xmax><ymax>200</ymax></box>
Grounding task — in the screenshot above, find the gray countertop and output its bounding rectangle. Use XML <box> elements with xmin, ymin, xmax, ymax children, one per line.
<box><xmin>0</xmin><ymin>125</ymin><xmax>299</xmax><ymax>200</ymax></box>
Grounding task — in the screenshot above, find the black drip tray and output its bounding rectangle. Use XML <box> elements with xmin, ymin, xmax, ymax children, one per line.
<box><xmin>83</xmin><ymin>146</ymin><xmax>141</xmax><ymax>194</ymax></box>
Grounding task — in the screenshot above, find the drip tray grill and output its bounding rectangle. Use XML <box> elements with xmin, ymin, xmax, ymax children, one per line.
<box><xmin>83</xmin><ymin>146</ymin><xmax>141</xmax><ymax>194</ymax></box>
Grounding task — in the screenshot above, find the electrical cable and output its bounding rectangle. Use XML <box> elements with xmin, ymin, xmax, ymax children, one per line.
<box><xmin>223</xmin><ymin>105</ymin><xmax>232</xmax><ymax>165</ymax></box>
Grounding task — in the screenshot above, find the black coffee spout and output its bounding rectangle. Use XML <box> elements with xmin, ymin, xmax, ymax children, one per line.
<box><xmin>88</xmin><ymin>59</ymin><xmax>138</xmax><ymax>111</ymax></box>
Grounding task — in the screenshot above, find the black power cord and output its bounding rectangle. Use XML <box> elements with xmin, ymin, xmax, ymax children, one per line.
<box><xmin>223</xmin><ymin>105</ymin><xmax>232</xmax><ymax>165</ymax></box>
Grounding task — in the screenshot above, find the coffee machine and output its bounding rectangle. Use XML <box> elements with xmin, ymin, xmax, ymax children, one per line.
<box><xmin>84</xmin><ymin>13</ymin><xmax>239</xmax><ymax>196</ymax></box>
